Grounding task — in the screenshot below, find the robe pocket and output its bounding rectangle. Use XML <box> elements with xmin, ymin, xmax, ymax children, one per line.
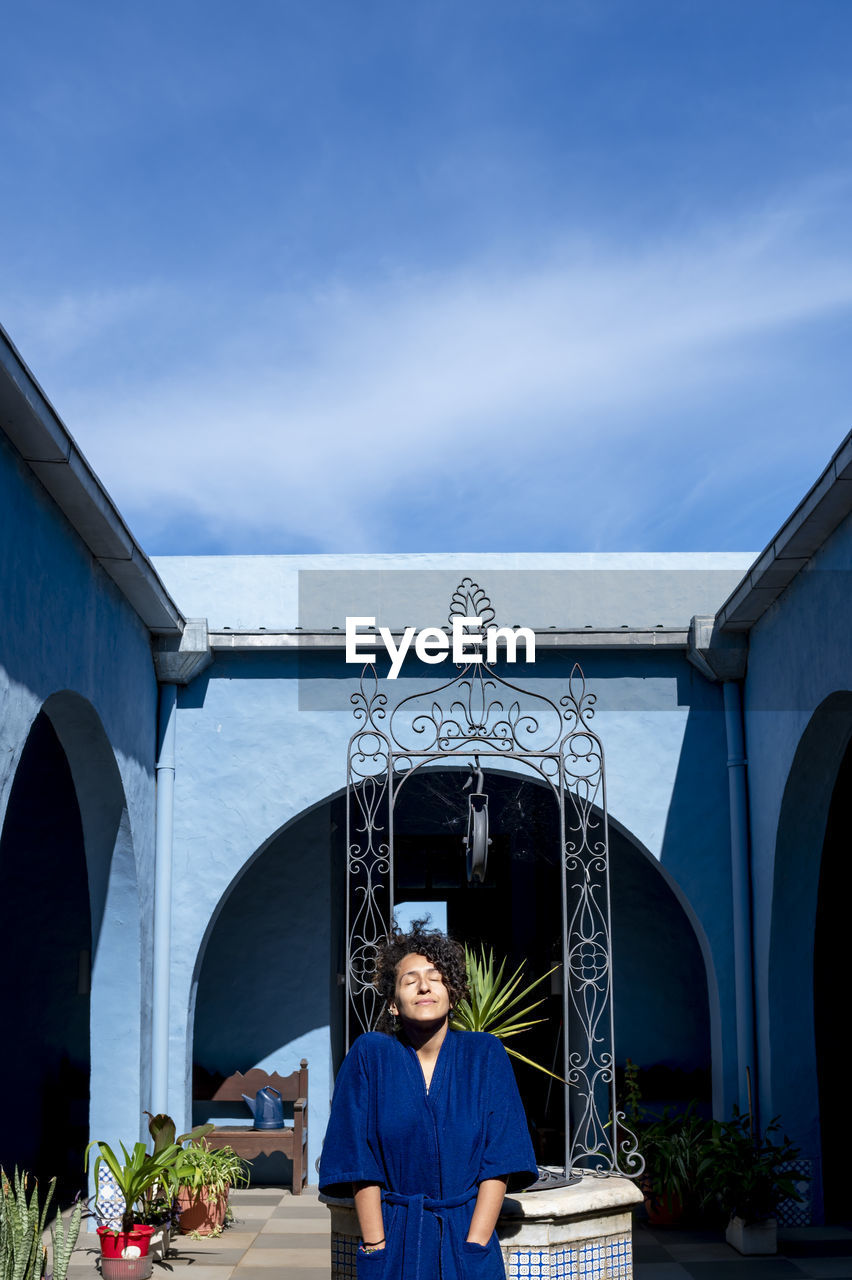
<box><xmin>356</xmin><ymin>1246</ymin><xmax>388</xmax><ymax>1278</ymax></box>
<box><xmin>460</xmin><ymin>1239</ymin><xmax>502</xmax><ymax>1275</ymax></box>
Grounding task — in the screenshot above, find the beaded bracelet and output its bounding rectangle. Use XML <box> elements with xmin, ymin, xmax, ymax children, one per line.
<box><xmin>359</xmin><ymin>1238</ymin><xmax>386</xmax><ymax>1254</ymax></box>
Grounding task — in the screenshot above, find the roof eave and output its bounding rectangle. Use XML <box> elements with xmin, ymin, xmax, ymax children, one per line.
<box><xmin>0</xmin><ymin>322</ymin><xmax>184</xmax><ymax>636</ymax></box>
<box><xmin>717</xmin><ymin>429</ymin><xmax>852</xmax><ymax>632</ymax></box>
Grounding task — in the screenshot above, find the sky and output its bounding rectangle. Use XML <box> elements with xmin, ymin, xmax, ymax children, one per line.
<box><xmin>3</xmin><ymin>0</ymin><xmax>852</xmax><ymax>555</ymax></box>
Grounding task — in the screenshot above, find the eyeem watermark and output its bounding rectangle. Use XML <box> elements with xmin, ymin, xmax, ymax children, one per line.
<box><xmin>345</xmin><ymin>615</ymin><xmax>536</xmax><ymax>679</ymax></box>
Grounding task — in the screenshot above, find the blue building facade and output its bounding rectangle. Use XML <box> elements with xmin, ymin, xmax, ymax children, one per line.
<box><xmin>1</xmin><ymin>322</ymin><xmax>850</xmax><ymax>1219</ymax></box>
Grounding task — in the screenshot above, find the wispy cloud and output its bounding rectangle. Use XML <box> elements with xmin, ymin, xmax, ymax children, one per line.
<box><xmin>9</xmin><ymin>188</ymin><xmax>852</xmax><ymax>553</ymax></box>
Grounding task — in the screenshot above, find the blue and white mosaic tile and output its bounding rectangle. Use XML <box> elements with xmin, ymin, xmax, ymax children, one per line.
<box><xmin>508</xmin><ymin>1234</ymin><xmax>632</xmax><ymax>1280</ymax></box>
<box><xmin>97</xmin><ymin>1166</ymin><xmax>124</xmax><ymax>1230</ymax></box>
<box><xmin>777</xmin><ymin>1159</ymin><xmax>812</xmax><ymax>1227</ymax></box>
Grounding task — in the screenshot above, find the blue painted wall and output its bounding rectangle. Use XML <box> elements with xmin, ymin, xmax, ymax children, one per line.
<box><xmin>743</xmin><ymin>507</ymin><xmax>852</xmax><ymax>1214</ymax></box>
<box><xmin>0</xmin><ymin>431</ymin><xmax>159</xmax><ymax>1167</ymax></box>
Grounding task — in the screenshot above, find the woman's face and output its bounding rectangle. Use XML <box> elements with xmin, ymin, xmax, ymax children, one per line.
<box><xmin>389</xmin><ymin>952</ymin><xmax>451</xmax><ymax>1026</ymax></box>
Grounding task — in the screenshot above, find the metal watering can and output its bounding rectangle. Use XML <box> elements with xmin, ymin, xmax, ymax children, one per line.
<box><xmin>241</xmin><ymin>1085</ymin><xmax>285</xmax><ymax>1130</ymax></box>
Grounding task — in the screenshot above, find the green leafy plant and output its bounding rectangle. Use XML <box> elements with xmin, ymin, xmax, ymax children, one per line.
<box><xmin>622</xmin><ymin>1058</ymin><xmax>642</xmax><ymax>1128</ymax></box>
<box><xmin>639</xmin><ymin>1104</ymin><xmax>714</xmax><ymax>1223</ymax></box>
<box><xmin>84</xmin><ymin>1139</ymin><xmax>183</xmax><ymax>1234</ymax></box>
<box><xmin>136</xmin><ymin>1115</ymin><xmax>213</xmax><ymax>1228</ymax></box>
<box><xmin>700</xmin><ymin>1109</ymin><xmax>802</xmax><ymax>1225</ymax></box>
<box><xmin>144</xmin><ymin>1114</ymin><xmax>213</xmax><ymax>1158</ymax></box>
<box><xmin>450</xmin><ymin>945</ymin><xmax>564</xmax><ymax>1081</ymax></box>
<box><xmin>174</xmin><ymin>1143</ymin><xmax>249</xmax><ymax>1199</ymax></box>
<box><xmin>0</xmin><ymin>1168</ymin><xmax>82</xmax><ymax>1280</ymax></box>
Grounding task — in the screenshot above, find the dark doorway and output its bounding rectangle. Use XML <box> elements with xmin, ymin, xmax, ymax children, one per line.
<box><xmin>0</xmin><ymin>712</ymin><xmax>91</xmax><ymax>1199</ymax></box>
<box><xmin>814</xmin><ymin>735</ymin><xmax>852</xmax><ymax>1222</ymax></box>
<box><xmin>394</xmin><ymin>767</ymin><xmax>564</xmax><ymax>1161</ymax></box>
<box><xmin>392</xmin><ymin>768</ymin><xmax>711</xmax><ymax>1162</ymax></box>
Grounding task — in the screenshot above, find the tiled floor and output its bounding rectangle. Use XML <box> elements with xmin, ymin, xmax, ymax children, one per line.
<box><xmin>65</xmin><ymin>1192</ymin><xmax>852</xmax><ymax>1279</ymax></box>
<box><xmin>634</xmin><ymin>1222</ymin><xmax>852</xmax><ymax>1280</ymax></box>
<box><xmin>68</xmin><ymin>1187</ymin><xmax>330</xmax><ymax>1280</ymax></box>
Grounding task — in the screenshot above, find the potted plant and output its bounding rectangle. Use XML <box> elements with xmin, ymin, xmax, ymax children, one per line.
<box><xmin>638</xmin><ymin>1104</ymin><xmax>713</xmax><ymax>1226</ymax></box>
<box><xmin>132</xmin><ymin>1185</ymin><xmax>179</xmax><ymax>1261</ymax></box>
<box><xmin>84</xmin><ymin>1137</ymin><xmax>183</xmax><ymax>1256</ymax></box>
<box><xmin>701</xmin><ymin>1109</ymin><xmax>802</xmax><ymax>1254</ymax></box>
<box><xmin>140</xmin><ymin>1114</ymin><xmax>212</xmax><ymax>1257</ymax></box>
<box><xmin>0</xmin><ymin>1168</ymin><xmax>82</xmax><ymax>1280</ymax></box>
<box><xmin>174</xmin><ymin>1141</ymin><xmax>250</xmax><ymax>1236</ymax></box>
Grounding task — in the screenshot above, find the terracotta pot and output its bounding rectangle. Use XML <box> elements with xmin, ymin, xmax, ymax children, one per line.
<box><xmin>97</xmin><ymin>1225</ymin><xmax>156</xmax><ymax>1257</ymax></box>
<box><xmin>177</xmin><ymin>1185</ymin><xmax>228</xmax><ymax>1235</ymax></box>
<box><xmin>641</xmin><ymin>1181</ymin><xmax>683</xmax><ymax>1227</ymax></box>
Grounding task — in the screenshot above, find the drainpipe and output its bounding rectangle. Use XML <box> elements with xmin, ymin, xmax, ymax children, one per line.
<box><xmin>687</xmin><ymin>617</ymin><xmax>755</xmax><ymax>1122</ymax></box>
<box><xmin>723</xmin><ymin>679</ymin><xmax>758</xmax><ymax>1124</ymax></box>
<box><xmin>152</xmin><ymin>682</ymin><xmax>177</xmax><ymax>1115</ymax></box>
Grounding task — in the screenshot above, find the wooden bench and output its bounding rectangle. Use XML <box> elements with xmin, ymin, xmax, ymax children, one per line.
<box><xmin>200</xmin><ymin>1062</ymin><xmax>309</xmax><ymax>1195</ymax></box>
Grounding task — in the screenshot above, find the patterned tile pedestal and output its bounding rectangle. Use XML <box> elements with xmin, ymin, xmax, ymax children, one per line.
<box><xmin>499</xmin><ymin>1180</ymin><xmax>642</xmax><ymax>1279</ymax></box>
<box><xmin>324</xmin><ymin>1177</ymin><xmax>643</xmax><ymax>1279</ymax></box>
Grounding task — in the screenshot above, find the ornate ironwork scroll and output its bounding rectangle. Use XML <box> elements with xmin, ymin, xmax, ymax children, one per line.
<box><xmin>345</xmin><ymin>578</ymin><xmax>643</xmax><ymax>1178</ymax></box>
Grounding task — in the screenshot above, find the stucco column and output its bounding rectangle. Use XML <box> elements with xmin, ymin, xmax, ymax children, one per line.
<box><xmin>152</xmin><ymin>681</ymin><xmax>177</xmax><ymax>1113</ymax></box>
<box><xmin>151</xmin><ymin>620</ymin><xmax>213</xmax><ymax>1115</ymax></box>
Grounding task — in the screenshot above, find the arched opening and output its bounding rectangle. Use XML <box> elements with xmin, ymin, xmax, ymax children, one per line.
<box><xmin>770</xmin><ymin>691</ymin><xmax>852</xmax><ymax>1223</ymax></box>
<box><xmin>192</xmin><ymin>798</ymin><xmax>338</xmax><ymax>1181</ymax></box>
<box><xmin>188</xmin><ymin>767</ymin><xmax>712</xmax><ymax>1181</ymax></box>
<box><xmin>0</xmin><ymin>690</ymin><xmax>144</xmax><ymax>1190</ymax></box>
<box><xmin>391</xmin><ymin>767</ymin><xmax>712</xmax><ymax>1161</ymax></box>
<box><xmin>0</xmin><ymin>711</ymin><xmax>91</xmax><ymax>1197</ymax></box>
<box><xmin>815</xmin><ymin>734</ymin><xmax>852</xmax><ymax>1221</ymax></box>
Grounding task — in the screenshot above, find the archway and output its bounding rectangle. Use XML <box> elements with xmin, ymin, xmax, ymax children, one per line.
<box><xmin>390</xmin><ymin>767</ymin><xmax>712</xmax><ymax>1162</ymax></box>
<box><xmin>0</xmin><ymin>711</ymin><xmax>91</xmax><ymax>1196</ymax></box>
<box><xmin>0</xmin><ymin>690</ymin><xmax>144</xmax><ymax>1190</ymax></box>
<box><xmin>192</xmin><ymin>798</ymin><xmax>339</xmax><ymax>1180</ymax></box>
<box><xmin>815</xmin><ymin>730</ymin><xmax>852</xmax><ymax>1221</ymax></box>
<box><xmin>770</xmin><ymin>691</ymin><xmax>852</xmax><ymax>1223</ymax></box>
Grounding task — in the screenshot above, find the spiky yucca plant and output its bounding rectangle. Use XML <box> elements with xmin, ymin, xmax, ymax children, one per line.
<box><xmin>451</xmin><ymin>946</ymin><xmax>565</xmax><ymax>1082</ymax></box>
<box><xmin>0</xmin><ymin>1168</ymin><xmax>81</xmax><ymax>1280</ymax></box>
<box><xmin>49</xmin><ymin>1198</ymin><xmax>83</xmax><ymax>1280</ymax></box>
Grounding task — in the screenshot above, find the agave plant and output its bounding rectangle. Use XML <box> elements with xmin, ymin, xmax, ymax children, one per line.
<box><xmin>0</xmin><ymin>1167</ymin><xmax>82</xmax><ymax>1280</ymax></box>
<box><xmin>451</xmin><ymin>945</ymin><xmax>565</xmax><ymax>1081</ymax></box>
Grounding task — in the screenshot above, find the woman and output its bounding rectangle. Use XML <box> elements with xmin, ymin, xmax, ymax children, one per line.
<box><xmin>319</xmin><ymin>922</ymin><xmax>537</xmax><ymax>1278</ymax></box>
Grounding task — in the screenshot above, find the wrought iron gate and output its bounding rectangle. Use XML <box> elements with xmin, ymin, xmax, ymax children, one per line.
<box><xmin>345</xmin><ymin>579</ymin><xmax>641</xmax><ymax>1177</ymax></box>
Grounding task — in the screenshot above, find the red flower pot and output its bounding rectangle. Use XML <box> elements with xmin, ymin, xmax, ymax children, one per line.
<box><xmin>176</xmin><ymin>1185</ymin><xmax>228</xmax><ymax>1235</ymax></box>
<box><xmin>97</xmin><ymin>1225</ymin><xmax>156</xmax><ymax>1258</ymax></box>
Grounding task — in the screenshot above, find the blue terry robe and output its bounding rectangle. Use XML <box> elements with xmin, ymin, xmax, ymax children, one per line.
<box><xmin>318</xmin><ymin>1030</ymin><xmax>537</xmax><ymax>1280</ymax></box>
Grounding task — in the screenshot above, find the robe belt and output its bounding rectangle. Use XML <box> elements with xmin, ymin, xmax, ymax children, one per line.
<box><xmin>383</xmin><ymin>1189</ymin><xmax>477</xmax><ymax>1280</ymax></box>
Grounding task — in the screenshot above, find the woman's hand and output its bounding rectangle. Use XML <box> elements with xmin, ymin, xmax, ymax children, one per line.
<box><xmin>465</xmin><ymin>1177</ymin><xmax>507</xmax><ymax>1245</ymax></box>
<box><xmin>354</xmin><ymin>1183</ymin><xmax>385</xmax><ymax>1251</ymax></box>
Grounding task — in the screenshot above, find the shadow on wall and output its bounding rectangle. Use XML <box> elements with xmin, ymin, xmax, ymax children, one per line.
<box><xmin>192</xmin><ymin>803</ymin><xmax>333</xmax><ymax>1181</ymax></box>
<box><xmin>608</xmin><ymin>821</ymin><xmax>712</xmax><ymax>1115</ymax></box>
<box><xmin>657</xmin><ymin>684</ymin><xmax>730</xmax><ymax>1117</ymax></box>
<box><xmin>0</xmin><ymin>712</ymin><xmax>91</xmax><ymax>1199</ymax></box>
<box><xmin>770</xmin><ymin>690</ymin><xmax>852</xmax><ymax>1224</ymax></box>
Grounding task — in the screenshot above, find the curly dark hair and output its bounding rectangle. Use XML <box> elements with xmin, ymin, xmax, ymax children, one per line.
<box><xmin>375</xmin><ymin>919</ymin><xmax>469</xmax><ymax>1035</ymax></box>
